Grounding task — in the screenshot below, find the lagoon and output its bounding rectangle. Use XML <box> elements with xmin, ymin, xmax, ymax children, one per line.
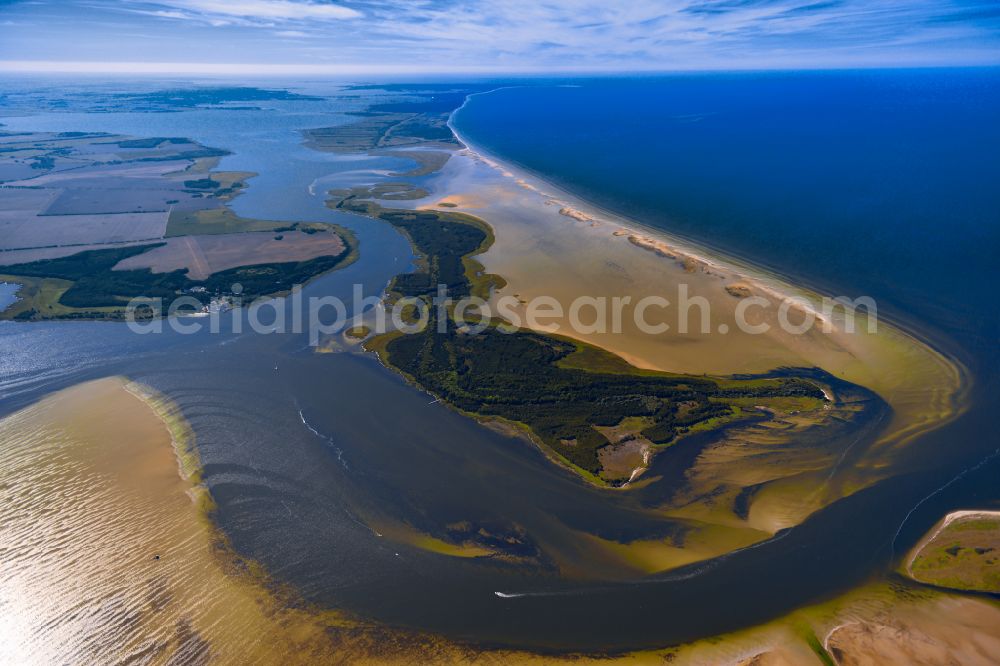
<box><xmin>1</xmin><ymin>73</ymin><xmax>998</xmax><ymax>654</ymax></box>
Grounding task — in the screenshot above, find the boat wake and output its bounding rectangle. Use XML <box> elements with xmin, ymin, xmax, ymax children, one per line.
<box><xmin>890</xmin><ymin>446</ymin><xmax>1000</xmax><ymax>559</ymax></box>
<box><xmin>297</xmin><ymin>407</ymin><xmax>350</xmax><ymax>471</ymax></box>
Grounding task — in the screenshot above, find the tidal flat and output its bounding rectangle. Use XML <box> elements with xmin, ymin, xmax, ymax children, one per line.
<box><xmin>0</xmin><ymin>377</ymin><xmax>353</xmax><ymax>663</ymax></box>
<box><xmin>4</xmin><ymin>382</ymin><xmax>992</xmax><ymax>665</ymax></box>
<box><xmin>0</xmin><ymin>79</ymin><xmax>994</xmax><ymax>662</ymax></box>
<box><xmin>301</xmin><ymin>89</ymin><xmax>995</xmax><ymax>661</ymax></box>
<box><xmin>326</xmin><ymin>106</ymin><xmax>965</xmax><ymax>552</ymax></box>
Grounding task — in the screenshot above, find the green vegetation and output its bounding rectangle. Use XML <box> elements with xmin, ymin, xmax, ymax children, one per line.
<box><xmin>183</xmin><ymin>177</ymin><xmax>219</xmax><ymax>189</ymax></box>
<box><xmin>83</xmin><ymin>87</ymin><xmax>322</xmax><ymax>113</ymax></box>
<box><xmin>908</xmin><ymin>515</ymin><xmax>1000</xmax><ymax>593</ymax></box>
<box><xmin>345</xmin><ymin>325</ymin><xmax>372</xmax><ymax>340</ymax></box>
<box><xmin>1</xmin><ymin>245</ymin><xmax>189</xmax><ymax>310</ymax></box>
<box><xmin>303</xmin><ymin>113</ymin><xmax>413</xmax><ymax>152</ymax></box>
<box><xmin>271</xmin><ymin>222</ymin><xmax>327</xmax><ymax>235</ymax></box>
<box><xmin>384</xmin><ymin>150</ymin><xmax>451</xmax><ymax>177</ymax></box>
<box><xmin>348</xmin><ymin>198</ymin><xmax>828</xmax><ymax>481</ymax></box>
<box><xmin>0</xmin><ymin>232</ymin><xmax>355</xmax><ymax>320</ymax></box>
<box><xmin>0</xmin><ymin>129</ymin><xmax>355</xmax><ymax>322</ymax></box>
<box><xmin>327</xmin><ymin>182</ymin><xmax>429</xmax><ymax>203</ymax></box>
<box><xmin>167</xmin><ymin>208</ymin><xmax>295</xmax><ymax>236</ymax></box>
<box><xmin>303</xmin><ymin>108</ymin><xmax>459</xmax><ymax>154</ymax></box>
<box><xmin>178</xmin><ymin>171</ymin><xmax>251</xmax><ymax>201</ymax></box>
<box><xmin>166</xmin><ymin>199</ymin><xmax>334</xmax><ymax>236</ymax></box>
<box><xmin>381</xmin><ymin>209</ymin><xmax>486</xmax><ymax>298</ymax></box>
<box><xmin>335</xmin><ymin>198</ymin><xmax>503</xmax><ymax>301</ymax></box>
<box><xmin>0</xmin><ymin>274</ymin><xmax>126</xmax><ymax>321</ymax></box>
<box><xmin>113</xmin><ymin>137</ymin><xmax>191</xmax><ymax>149</ymax></box>
<box><xmin>794</xmin><ymin>622</ymin><xmax>837</xmax><ymax>666</ymax></box>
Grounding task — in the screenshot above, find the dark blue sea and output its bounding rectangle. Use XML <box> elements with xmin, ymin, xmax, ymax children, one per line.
<box><xmin>455</xmin><ymin>69</ymin><xmax>1000</xmax><ymax>357</ymax></box>
<box><xmin>1</xmin><ymin>71</ymin><xmax>998</xmax><ymax>650</ymax></box>
<box><xmin>454</xmin><ymin>68</ymin><xmax>1000</xmax><ymax>586</ymax></box>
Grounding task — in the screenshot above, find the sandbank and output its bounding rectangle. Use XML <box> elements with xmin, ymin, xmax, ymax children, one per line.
<box><xmin>400</xmin><ymin>121</ymin><xmax>966</xmax><ymax>535</ymax></box>
<box><xmin>0</xmin><ymin>377</ymin><xmax>364</xmax><ymax>663</ymax></box>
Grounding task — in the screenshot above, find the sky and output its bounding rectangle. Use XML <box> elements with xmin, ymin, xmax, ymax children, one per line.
<box><xmin>0</xmin><ymin>0</ymin><xmax>998</xmax><ymax>75</ymax></box>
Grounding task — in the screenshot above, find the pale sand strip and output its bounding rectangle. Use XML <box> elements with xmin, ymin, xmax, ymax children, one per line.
<box><xmin>402</xmin><ymin>128</ymin><xmax>965</xmax><ymax>535</ymax></box>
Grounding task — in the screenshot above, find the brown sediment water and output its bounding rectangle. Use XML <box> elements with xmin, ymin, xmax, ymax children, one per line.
<box><xmin>0</xmin><ymin>96</ymin><xmax>990</xmax><ymax>662</ymax></box>
<box><xmin>409</xmin><ymin>144</ymin><xmax>965</xmax><ymax>539</ymax></box>
<box><xmin>0</xmin><ymin>376</ymin><xmax>359</xmax><ymax>664</ymax></box>
<box><xmin>638</xmin><ymin>580</ymin><xmax>1000</xmax><ymax>665</ymax></box>
<box><xmin>19</xmin><ymin>378</ymin><xmax>973</xmax><ymax>664</ymax></box>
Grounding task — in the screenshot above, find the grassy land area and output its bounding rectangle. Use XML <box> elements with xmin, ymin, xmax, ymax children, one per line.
<box><xmin>908</xmin><ymin>513</ymin><xmax>1000</xmax><ymax>593</ymax></box>
<box><xmin>346</xmin><ymin>198</ymin><xmax>831</xmax><ymax>482</ymax></box>
<box><xmin>0</xmin><ymin>130</ymin><xmax>362</xmax><ymax>321</ymax></box>
<box><xmin>302</xmin><ymin>110</ymin><xmax>459</xmax><ymax>154</ymax></box>
<box><xmin>327</xmin><ymin>182</ymin><xmax>430</xmax><ymax>204</ymax></box>
<box><xmin>383</xmin><ymin>150</ymin><xmax>451</xmax><ymax>177</ymax></box>
<box><xmin>166</xmin><ymin>207</ymin><xmax>316</xmax><ymax>237</ymax></box>
<box><xmin>166</xmin><ymin>205</ymin><xmax>335</xmax><ymax>237</ymax></box>
<box><xmin>345</xmin><ymin>325</ymin><xmax>371</xmax><ymax>339</ymax></box>
<box><xmin>0</xmin><ymin>225</ymin><xmax>358</xmax><ymax>321</ymax></box>
<box><xmin>180</xmin><ymin>170</ymin><xmax>255</xmax><ymax>202</ymax></box>
<box><xmin>0</xmin><ymin>274</ymin><xmax>121</xmax><ymax>321</ymax></box>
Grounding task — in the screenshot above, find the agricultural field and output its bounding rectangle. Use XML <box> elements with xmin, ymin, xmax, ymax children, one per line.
<box><xmin>1</xmin><ymin>212</ymin><xmax>169</xmax><ymax>249</ymax></box>
<box><xmin>0</xmin><ymin>131</ymin><xmax>355</xmax><ymax>320</ymax></box>
<box><xmin>113</xmin><ymin>229</ymin><xmax>346</xmax><ymax>280</ymax></box>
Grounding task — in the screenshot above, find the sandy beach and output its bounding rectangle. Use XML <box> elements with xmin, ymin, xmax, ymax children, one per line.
<box><xmin>377</xmin><ymin>118</ymin><xmax>967</xmax><ymax>539</ymax></box>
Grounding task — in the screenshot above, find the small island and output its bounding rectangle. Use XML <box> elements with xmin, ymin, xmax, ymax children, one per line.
<box><xmin>904</xmin><ymin>510</ymin><xmax>1000</xmax><ymax>593</ymax></box>
<box><xmin>334</xmin><ymin>195</ymin><xmax>869</xmax><ymax>486</ymax></box>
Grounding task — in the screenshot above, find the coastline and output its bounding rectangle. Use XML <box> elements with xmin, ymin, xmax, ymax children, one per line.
<box><xmin>292</xmin><ymin>86</ymin><xmax>974</xmax><ymax>591</ymax></box>
<box><xmin>0</xmin><ymin>79</ymin><xmax>994</xmax><ymax>662</ymax></box>
<box><xmin>435</xmin><ymin>91</ymin><xmax>967</xmax><ymax>532</ymax></box>
<box><xmin>448</xmin><ymin>91</ymin><xmax>964</xmax><ymax>397</ymax></box>
<box><xmin>902</xmin><ymin>509</ymin><xmax>1000</xmax><ymax>591</ymax></box>
<box><xmin>449</xmin><ymin>89</ymin><xmax>967</xmax><ymax>382</ymax></box>
<box><xmin>0</xmin><ymin>132</ymin><xmax>359</xmax><ymax>322</ymax></box>
<box><xmin>280</xmin><ymin>85</ymin><xmax>971</xmax><ymax>564</ymax></box>
<box><xmin>0</xmin><ymin>376</ymin><xmax>365</xmax><ymax>663</ymax></box>
<box><xmin>3</xmin><ymin>378</ymin><xmax>994</xmax><ymax>663</ymax></box>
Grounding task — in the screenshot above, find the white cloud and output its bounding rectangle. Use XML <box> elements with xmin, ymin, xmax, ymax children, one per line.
<box><xmin>159</xmin><ymin>0</ymin><xmax>359</xmax><ymax>22</ymax></box>
<box><xmin>344</xmin><ymin>0</ymin><xmax>1000</xmax><ymax>68</ymax></box>
<box><xmin>3</xmin><ymin>0</ymin><xmax>998</xmax><ymax>71</ymax></box>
